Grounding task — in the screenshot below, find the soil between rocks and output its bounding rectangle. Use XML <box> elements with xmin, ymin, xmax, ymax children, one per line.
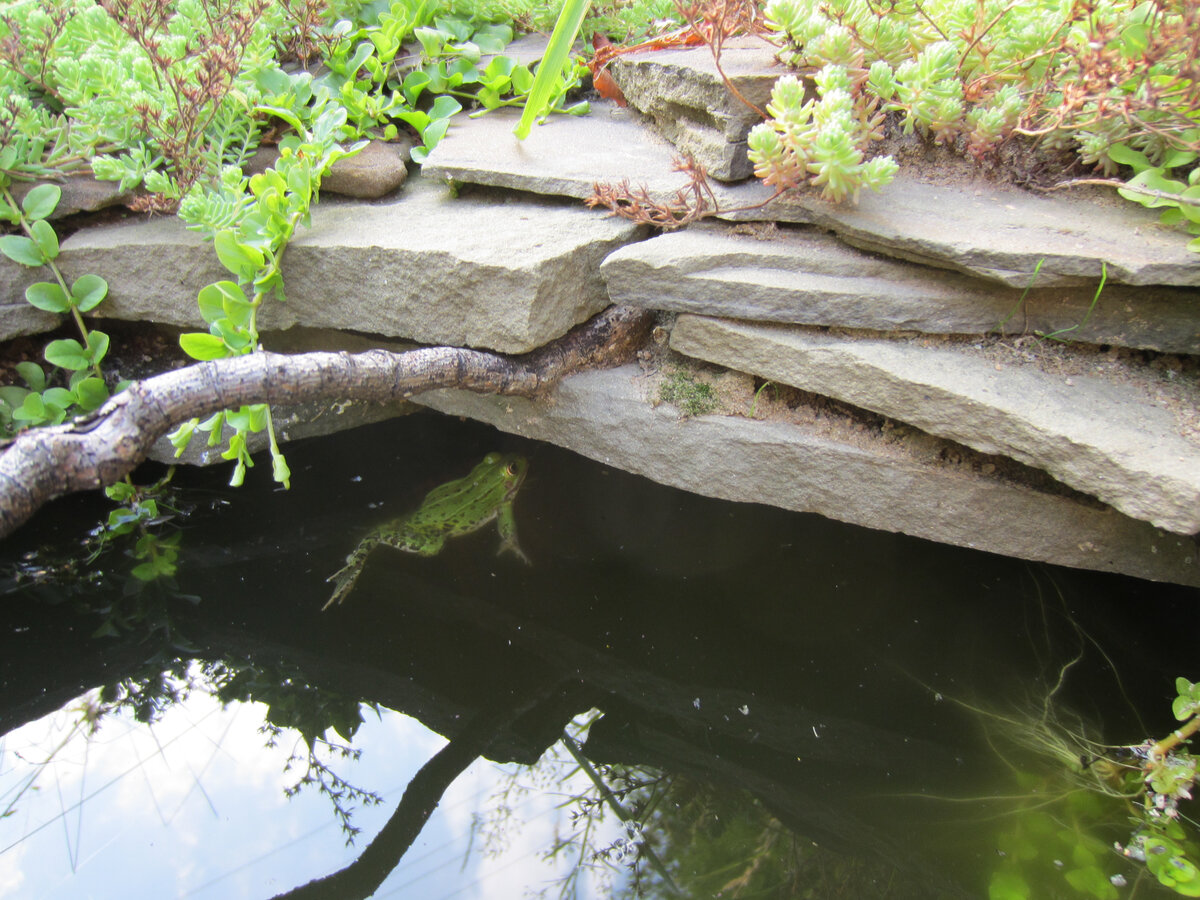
<box><xmin>637</xmin><ymin>320</ymin><xmax>1108</xmax><ymax>507</ymax></box>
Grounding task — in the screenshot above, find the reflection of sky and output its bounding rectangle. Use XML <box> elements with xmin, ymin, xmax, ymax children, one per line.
<box><xmin>0</xmin><ymin>691</ymin><xmax>619</xmax><ymax>899</ymax></box>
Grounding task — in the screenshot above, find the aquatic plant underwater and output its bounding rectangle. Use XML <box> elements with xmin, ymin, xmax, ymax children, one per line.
<box><xmin>935</xmin><ymin>671</ymin><xmax>1200</xmax><ymax>898</ymax></box>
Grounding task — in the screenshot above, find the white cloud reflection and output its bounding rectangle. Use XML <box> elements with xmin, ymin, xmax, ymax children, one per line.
<box><xmin>0</xmin><ymin>691</ymin><xmax>627</xmax><ymax>899</ymax></box>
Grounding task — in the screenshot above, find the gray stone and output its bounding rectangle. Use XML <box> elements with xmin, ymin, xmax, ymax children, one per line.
<box><xmin>248</xmin><ymin>139</ymin><xmax>413</xmax><ymax>198</ymax></box>
<box><xmin>11</xmin><ymin>174</ymin><xmax>130</xmax><ymax>219</ymax></box>
<box><xmin>602</xmin><ymin>225</ymin><xmax>1200</xmax><ymax>354</ymax></box>
<box><xmin>323</xmin><ymin>139</ymin><xmax>411</xmax><ymax>198</ymax></box>
<box><xmin>51</xmin><ymin>175</ymin><xmax>642</xmax><ymax>353</ymax></box>
<box><xmin>0</xmin><ymin>261</ymin><xmax>61</xmax><ymax>339</ymax></box>
<box><xmin>423</xmin><ymin>103</ymin><xmax>1200</xmax><ymax>288</ymax></box>
<box><xmin>607</xmin><ymin>36</ymin><xmax>782</xmax><ymax>181</ymax></box>
<box><xmin>669</xmin><ymin>314</ymin><xmax>1200</xmax><ymax>534</ymax></box>
<box><xmin>424</xmin><ymin>102</ymin><xmax>685</xmax><ymax>199</ymax></box>
<box><xmin>414</xmin><ymin>364</ymin><xmax>1200</xmax><ymax>587</ymax></box>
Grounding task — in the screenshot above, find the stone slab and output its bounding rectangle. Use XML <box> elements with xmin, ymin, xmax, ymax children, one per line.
<box><xmin>422</xmin><ymin>103</ymin><xmax>1200</xmax><ymax>288</ymax></box>
<box><xmin>48</xmin><ymin>175</ymin><xmax>641</xmax><ymax>354</ymax></box>
<box><xmin>670</xmin><ymin>314</ymin><xmax>1200</xmax><ymax>534</ymax></box>
<box><xmin>0</xmin><ymin>264</ymin><xmax>61</xmax><ymax>340</ymax></box>
<box><xmin>607</xmin><ymin>36</ymin><xmax>782</xmax><ymax>181</ymax></box>
<box><xmin>602</xmin><ymin>225</ymin><xmax>1200</xmax><ymax>354</ymax></box>
<box><xmin>414</xmin><ymin>364</ymin><xmax>1200</xmax><ymax>587</ymax></box>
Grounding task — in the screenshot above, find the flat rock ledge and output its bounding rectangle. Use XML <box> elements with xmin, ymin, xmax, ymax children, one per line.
<box><xmin>423</xmin><ymin>104</ymin><xmax>1200</xmax><ymax>289</ymax></box>
<box><xmin>670</xmin><ymin>314</ymin><xmax>1200</xmax><ymax>535</ymax></box>
<box><xmin>602</xmin><ymin>225</ymin><xmax>1200</xmax><ymax>354</ymax></box>
<box><xmin>416</xmin><ymin>366</ymin><xmax>1200</xmax><ymax>588</ymax></box>
<box><xmin>32</xmin><ymin>175</ymin><xmax>642</xmax><ymax>355</ymax></box>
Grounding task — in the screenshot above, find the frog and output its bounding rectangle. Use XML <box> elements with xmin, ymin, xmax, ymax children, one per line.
<box><xmin>323</xmin><ymin>452</ymin><xmax>529</xmax><ymax>609</ymax></box>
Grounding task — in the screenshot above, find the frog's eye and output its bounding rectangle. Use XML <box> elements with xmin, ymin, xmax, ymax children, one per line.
<box><xmin>505</xmin><ymin>463</ymin><xmax>519</xmax><ymax>477</ymax></box>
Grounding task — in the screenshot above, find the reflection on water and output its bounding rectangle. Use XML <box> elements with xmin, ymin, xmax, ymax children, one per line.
<box><xmin>0</xmin><ymin>412</ymin><xmax>1196</xmax><ymax>898</ymax></box>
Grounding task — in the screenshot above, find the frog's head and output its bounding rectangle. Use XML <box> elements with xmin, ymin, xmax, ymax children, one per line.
<box><xmin>480</xmin><ymin>452</ymin><xmax>527</xmax><ymax>498</ymax></box>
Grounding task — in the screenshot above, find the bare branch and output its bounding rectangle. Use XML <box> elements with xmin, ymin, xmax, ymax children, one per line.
<box><xmin>0</xmin><ymin>306</ymin><xmax>654</xmax><ymax>539</ymax></box>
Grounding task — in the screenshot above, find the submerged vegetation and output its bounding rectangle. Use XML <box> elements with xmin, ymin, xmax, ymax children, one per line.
<box><xmin>933</xmin><ymin>667</ymin><xmax>1200</xmax><ymax>898</ymax></box>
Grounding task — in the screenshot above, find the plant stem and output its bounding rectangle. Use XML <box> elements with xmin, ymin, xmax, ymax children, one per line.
<box><xmin>1151</xmin><ymin>713</ymin><xmax>1200</xmax><ymax>760</ymax></box>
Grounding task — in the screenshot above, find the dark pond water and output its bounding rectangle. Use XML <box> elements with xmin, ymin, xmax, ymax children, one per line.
<box><xmin>0</xmin><ymin>411</ymin><xmax>1196</xmax><ymax>899</ymax></box>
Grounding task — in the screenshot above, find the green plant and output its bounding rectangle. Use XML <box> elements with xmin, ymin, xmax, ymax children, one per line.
<box><xmin>748</xmin><ymin>64</ymin><xmax>898</xmax><ymax>202</ymax></box>
<box><xmin>755</xmin><ymin>0</ymin><xmax>1200</xmax><ymax>235</ymax></box>
<box><xmin>513</xmin><ymin>0</ymin><xmax>590</xmax><ymax>138</ymax></box>
<box><xmin>168</xmin><ymin>99</ymin><xmax>362</xmax><ymax>488</ymax></box>
<box><xmin>0</xmin><ymin>183</ymin><xmax>111</xmax><ymax>434</ymax></box>
<box><xmin>1108</xmin><ymin>143</ymin><xmax>1200</xmax><ymax>252</ymax></box>
<box><xmin>658</xmin><ymin>367</ymin><xmax>717</xmax><ymax>417</ymax></box>
<box><xmin>977</xmin><ymin>675</ymin><xmax>1200</xmax><ymax>898</ymax></box>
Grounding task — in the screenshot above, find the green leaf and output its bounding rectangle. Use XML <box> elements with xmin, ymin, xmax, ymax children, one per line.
<box><xmin>42</xmin><ymin>387</ymin><xmax>75</xmax><ymax>408</ymax></box>
<box><xmin>197</xmin><ymin>280</ymin><xmax>251</xmax><ymax>325</ymax></box>
<box><xmin>44</xmin><ymin>338</ymin><xmax>89</xmax><ymax>371</ymax></box>
<box><xmin>86</xmin><ymin>330</ymin><xmax>110</xmax><ymax>367</ymax></box>
<box><xmin>105</xmin><ymin>482</ymin><xmax>135</xmax><ymax>502</ymax></box>
<box><xmin>0</xmin><ymin>384</ymin><xmax>28</xmax><ymax>408</ymax></box>
<box><xmin>429</xmin><ymin>94</ymin><xmax>462</xmax><ymax>120</ymax></box>
<box><xmin>402</xmin><ymin>70</ymin><xmax>431</xmax><ymax>105</ymax></box>
<box><xmin>1119</xmin><ymin>21</ymin><xmax>1149</xmax><ymax>57</ymax></box>
<box><xmin>29</xmin><ymin>219</ymin><xmax>59</xmax><ymax>260</ymax></box>
<box><xmin>510</xmin><ymin>64</ymin><xmax>534</xmax><ymax>95</ymax></box>
<box><xmin>247</xmin><ymin>403</ymin><xmax>268</xmax><ymax>432</ymax></box>
<box><xmin>15</xmin><ymin>361</ymin><xmax>45</xmax><ymax>392</ymax></box>
<box><xmin>21</xmin><ymin>184</ymin><xmax>61</xmax><ymax>221</ymax></box>
<box><xmin>0</xmin><ymin>234</ymin><xmax>46</xmax><ymax>267</ymax></box>
<box><xmin>168</xmin><ymin>419</ymin><xmax>198</xmax><ymax>456</ymax></box>
<box><xmin>25</xmin><ymin>281</ymin><xmax>70</xmax><ymax>313</ymax></box>
<box><xmin>514</xmin><ymin>0</ymin><xmax>591</xmax><ymax>139</ymax></box>
<box><xmin>272</xmin><ymin>445</ymin><xmax>291</xmax><ymax>488</ymax></box>
<box><xmin>256</xmin><ymin>104</ymin><xmax>305</xmax><ymax>134</ymax></box>
<box><xmin>987</xmin><ymin>868</ymin><xmax>1030</xmax><ymax>900</ymax></box>
<box><xmin>179</xmin><ymin>332</ymin><xmax>231</xmax><ymax>361</ymax></box>
<box><xmin>1162</xmin><ymin>149</ymin><xmax>1198</xmax><ymax>170</ymax></box>
<box><xmin>71</xmin><ymin>274</ymin><xmax>108</xmax><ymax>312</ymax></box>
<box><xmin>213</xmin><ymin>230</ymin><xmax>265</xmax><ymax>279</ymax></box>
<box><xmin>12</xmin><ymin>392</ymin><xmax>47</xmax><ymax>423</ymax></box>
<box><xmin>73</xmin><ymin>377</ymin><xmax>109</xmax><ymax>411</ymax></box>
<box><xmin>1106</xmin><ymin>143</ymin><xmax>1153</xmax><ymax>172</ymax></box>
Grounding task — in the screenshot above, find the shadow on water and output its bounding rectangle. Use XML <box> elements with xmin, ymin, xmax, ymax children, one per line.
<box><xmin>0</xmin><ymin>411</ymin><xmax>1196</xmax><ymax>898</ymax></box>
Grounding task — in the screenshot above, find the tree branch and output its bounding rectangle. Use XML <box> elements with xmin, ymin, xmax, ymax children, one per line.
<box><xmin>0</xmin><ymin>306</ymin><xmax>654</xmax><ymax>539</ymax></box>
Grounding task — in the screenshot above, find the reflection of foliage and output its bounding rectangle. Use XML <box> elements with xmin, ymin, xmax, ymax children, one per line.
<box><xmin>7</xmin><ymin>471</ymin><xmax>192</xmax><ymax>639</ymax></box>
<box><xmin>214</xmin><ymin>658</ymin><xmax>385</xmax><ymax>843</ymax></box>
<box><xmin>0</xmin><ymin>692</ymin><xmax>107</xmax><ymax>824</ymax></box>
<box><xmin>474</xmin><ymin>713</ymin><xmax>896</xmax><ymax>899</ymax></box>
<box><xmin>97</xmin><ymin>655</ymin><xmax>383</xmax><ymax>843</ymax></box>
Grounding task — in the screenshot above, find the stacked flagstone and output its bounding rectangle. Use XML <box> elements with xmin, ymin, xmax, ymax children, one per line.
<box><xmin>2</xmin><ymin>37</ymin><xmax>1197</xmax><ymax>586</ymax></box>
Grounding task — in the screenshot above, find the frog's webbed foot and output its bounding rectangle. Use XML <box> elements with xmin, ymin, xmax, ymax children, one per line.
<box><xmin>499</xmin><ymin>538</ymin><xmax>531</xmax><ymax>566</ymax></box>
<box><xmin>322</xmin><ymin>562</ymin><xmax>363</xmax><ymax>610</ymax></box>
<box><xmin>322</xmin><ymin>542</ymin><xmax>378</xmax><ymax>610</ymax></box>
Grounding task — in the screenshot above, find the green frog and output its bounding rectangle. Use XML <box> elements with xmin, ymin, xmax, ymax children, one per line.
<box><xmin>323</xmin><ymin>452</ymin><xmax>529</xmax><ymax>609</ymax></box>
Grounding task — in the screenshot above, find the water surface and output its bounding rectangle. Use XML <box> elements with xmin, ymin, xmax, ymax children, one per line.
<box><xmin>1</xmin><ymin>412</ymin><xmax>1195</xmax><ymax>898</ymax></box>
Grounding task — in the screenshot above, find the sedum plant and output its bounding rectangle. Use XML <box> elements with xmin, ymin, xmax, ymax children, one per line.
<box><xmin>748</xmin><ymin>65</ymin><xmax>898</xmax><ymax>202</ymax></box>
<box><xmin>755</xmin><ymin>0</ymin><xmax>1200</xmax><ymax>234</ymax></box>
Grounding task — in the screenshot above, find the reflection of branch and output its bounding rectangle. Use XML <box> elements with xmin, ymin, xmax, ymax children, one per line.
<box><xmin>561</xmin><ymin>733</ymin><xmax>683</xmax><ymax>896</ymax></box>
<box><xmin>271</xmin><ymin>687</ymin><xmax>569</xmax><ymax>900</ymax></box>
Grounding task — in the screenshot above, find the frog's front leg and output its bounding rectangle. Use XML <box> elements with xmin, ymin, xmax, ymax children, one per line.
<box><xmin>496</xmin><ymin>503</ymin><xmax>530</xmax><ymax>564</ymax></box>
<box><xmin>322</xmin><ymin>535</ymin><xmax>382</xmax><ymax>610</ymax></box>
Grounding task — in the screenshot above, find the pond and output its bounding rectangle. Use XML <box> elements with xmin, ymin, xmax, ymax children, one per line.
<box><xmin>0</xmin><ymin>411</ymin><xmax>1196</xmax><ymax>899</ymax></box>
